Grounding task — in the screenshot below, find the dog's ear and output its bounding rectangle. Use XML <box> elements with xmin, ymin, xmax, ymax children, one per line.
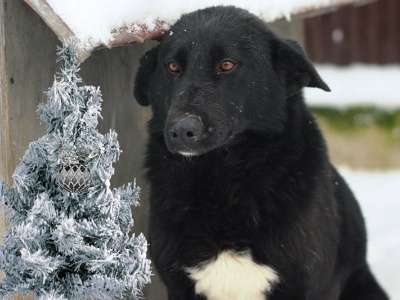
<box><xmin>134</xmin><ymin>46</ymin><xmax>159</xmax><ymax>106</ymax></box>
<box><xmin>272</xmin><ymin>38</ymin><xmax>330</xmax><ymax>96</ymax></box>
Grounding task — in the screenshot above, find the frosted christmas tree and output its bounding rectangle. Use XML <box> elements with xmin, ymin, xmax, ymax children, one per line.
<box><xmin>0</xmin><ymin>42</ymin><xmax>151</xmax><ymax>299</ymax></box>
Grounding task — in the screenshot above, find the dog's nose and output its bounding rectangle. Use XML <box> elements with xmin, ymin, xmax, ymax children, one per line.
<box><xmin>169</xmin><ymin>115</ymin><xmax>204</xmax><ymax>145</ymax></box>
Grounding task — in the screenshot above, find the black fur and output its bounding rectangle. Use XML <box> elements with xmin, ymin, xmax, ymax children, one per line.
<box><xmin>134</xmin><ymin>6</ymin><xmax>389</xmax><ymax>300</ymax></box>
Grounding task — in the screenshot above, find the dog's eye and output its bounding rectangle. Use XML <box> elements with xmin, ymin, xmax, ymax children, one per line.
<box><xmin>217</xmin><ymin>60</ymin><xmax>237</xmax><ymax>73</ymax></box>
<box><xmin>167</xmin><ymin>61</ymin><xmax>182</xmax><ymax>74</ymax></box>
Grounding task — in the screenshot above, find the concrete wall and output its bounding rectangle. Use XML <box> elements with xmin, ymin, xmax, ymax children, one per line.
<box><xmin>0</xmin><ymin>1</ymin><xmax>303</xmax><ymax>298</ymax></box>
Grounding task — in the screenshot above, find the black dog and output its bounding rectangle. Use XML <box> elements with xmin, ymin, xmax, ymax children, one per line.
<box><xmin>134</xmin><ymin>6</ymin><xmax>388</xmax><ymax>300</ymax></box>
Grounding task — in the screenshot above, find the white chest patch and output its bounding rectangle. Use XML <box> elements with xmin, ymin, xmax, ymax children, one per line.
<box><xmin>186</xmin><ymin>250</ymin><xmax>279</xmax><ymax>300</ymax></box>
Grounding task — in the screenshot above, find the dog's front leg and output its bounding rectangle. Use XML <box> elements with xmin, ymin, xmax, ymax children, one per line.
<box><xmin>160</xmin><ymin>269</ymin><xmax>201</xmax><ymax>300</ymax></box>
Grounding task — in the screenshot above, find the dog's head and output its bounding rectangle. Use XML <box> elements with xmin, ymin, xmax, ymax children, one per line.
<box><xmin>134</xmin><ymin>6</ymin><xmax>329</xmax><ymax>157</ymax></box>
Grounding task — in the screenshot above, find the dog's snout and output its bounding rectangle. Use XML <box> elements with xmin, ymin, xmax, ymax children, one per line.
<box><xmin>169</xmin><ymin>115</ymin><xmax>204</xmax><ymax>145</ymax></box>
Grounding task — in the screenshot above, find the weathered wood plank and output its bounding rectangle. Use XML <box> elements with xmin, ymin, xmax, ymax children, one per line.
<box><xmin>0</xmin><ymin>0</ymin><xmax>11</xmax><ymax>186</ymax></box>
<box><xmin>0</xmin><ymin>0</ymin><xmax>11</xmax><ymax>253</ymax></box>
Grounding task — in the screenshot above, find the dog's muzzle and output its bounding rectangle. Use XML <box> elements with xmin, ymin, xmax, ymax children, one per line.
<box><xmin>165</xmin><ymin>114</ymin><xmax>205</xmax><ymax>155</ymax></box>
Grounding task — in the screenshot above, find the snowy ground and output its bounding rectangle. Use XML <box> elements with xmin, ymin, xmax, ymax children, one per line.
<box><xmin>340</xmin><ymin>168</ymin><xmax>400</xmax><ymax>299</ymax></box>
<box><xmin>305</xmin><ymin>64</ymin><xmax>400</xmax><ymax>108</ymax></box>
